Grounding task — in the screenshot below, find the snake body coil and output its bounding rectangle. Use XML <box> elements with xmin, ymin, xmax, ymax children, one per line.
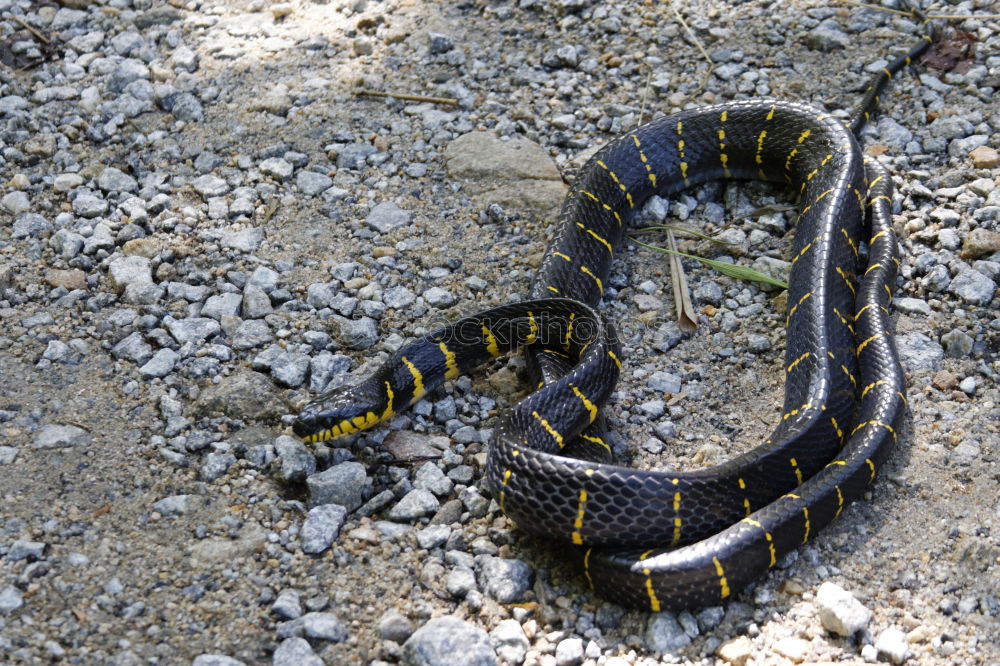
<box><xmin>294</xmin><ymin>37</ymin><xmax>930</xmax><ymax>610</ymax></box>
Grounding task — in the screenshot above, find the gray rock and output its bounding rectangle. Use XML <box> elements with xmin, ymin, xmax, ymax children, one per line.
<box><xmin>296</xmin><ymin>171</ymin><xmax>332</xmax><ymax>195</ymax></box>
<box><xmin>804</xmin><ymin>19</ymin><xmax>849</xmax><ymax>51</ymax></box>
<box><xmin>98</xmin><ymin>167</ymin><xmax>138</xmax><ymax>193</ymax></box>
<box><xmin>72</xmin><ymin>192</ymin><xmax>108</xmax><ymax>217</ymax></box>
<box><xmin>300</xmin><ymin>504</ymin><xmax>348</xmax><ymax>554</ymax></box>
<box><xmin>272</xmin><ymin>637</ymin><xmax>322</xmax><ymax>666</ymax></box>
<box><xmin>416</xmin><ymin>525</ymin><xmax>451</xmax><ymax>549</ymax></box>
<box><xmin>638</xmin><ymin>400</ymin><xmax>665</xmax><ymax>419</ymax></box>
<box><xmin>489</xmin><ymin>619</ymin><xmax>529</xmax><ymax>665</ymax></box>
<box><xmin>941</xmin><ymin>329</ymin><xmax>974</xmax><ymax>358</ymax></box>
<box><xmin>0</xmin><ymin>95</ymin><xmax>30</xmax><ymax>114</ymax></box>
<box><xmin>108</xmin><ymin>255</ymin><xmax>153</xmax><ymax>294</ymax></box>
<box><xmin>307</xmin><ymin>462</ymin><xmax>366</xmax><ymax>511</ymax></box>
<box><xmin>555</xmin><ymin>637</ymin><xmax>584</xmax><ymax>666</ymax></box>
<box><xmin>384</xmin><ymin>285</ymin><xmax>417</xmax><ymax>309</ymax></box>
<box><xmin>895</xmin><ymin>297</ymin><xmax>930</xmax><ymax>316</ymax></box>
<box><xmin>336</xmin><ymin>317</ymin><xmax>379</xmax><ymax>350</ymax></box>
<box><xmin>220</xmin><ymin>227</ymin><xmax>263</xmax><ymax>252</ymax></box>
<box><xmin>693</xmin><ymin>281</ymin><xmax>723</xmax><ymax>306</ymax></box>
<box><xmin>816</xmin><ymin>581</ymin><xmax>871</xmax><ymax>636</ymax></box>
<box><xmin>651</xmin><ymin>321</ymin><xmax>685</xmax><ymax>352</ymax></box>
<box><xmin>270</xmin><ymin>352</ymin><xmax>310</xmax><ymax>388</ymax></box>
<box><xmin>241</xmin><ymin>284</ymin><xmax>272</xmax><ymax>318</ymax></box>
<box><xmin>274</xmin><ymin>436</ymin><xmax>316</xmax><ymax>482</ymax></box>
<box><xmin>153</xmin><ymin>494</ymin><xmax>195</xmax><ymax>517</ymax></box>
<box><xmin>306</xmin><ymin>283</ymin><xmax>337</xmax><ymax>309</ymax></box>
<box><xmin>13</xmin><ymin>213</ymin><xmax>53</xmax><ymax>239</ymax></box>
<box><xmin>192</xmin><ymin>175</ymin><xmax>229</xmax><ymax>198</ymax></box>
<box><xmin>378</xmin><ymin>609</ymin><xmax>414</xmax><ymax>642</ymax></box>
<box><xmin>250</xmin><ymin>84</ymin><xmax>292</xmax><ymax>116</ymax></box>
<box><xmin>950</xmin><ymin>439</ymin><xmax>980</xmax><ymax>465</ymax></box>
<box><xmin>387</xmin><ymin>489</ymin><xmax>440</xmax><ymax>521</ymax></box>
<box><xmin>413</xmin><ymin>462</ymin><xmax>454</xmax><ymax>496</ymax></box>
<box><xmin>191</xmin><ymin>656</ymin><xmax>246</xmax><ymax>666</ymax></box>
<box><xmin>336</xmin><ymin>143</ymin><xmax>376</xmax><ymax>169</ymax></box>
<box><xmin>896</xmin><ymin>332</ymin><xmax>944</xmax><ymax>373</ymax></box>
<box><xmin>249</xmin><ymin>266</ymin><xmax>280</xmax><ymax>290</ymax></box>
<box><xmin>82</xmin><ymin>223</ymin><xmax>115</xmax><ymax>254</ymax></box>
<box><xmin>193</xmin><ymin>369</ymin><xmax>289</xmax><ymax>421</ymax></box>
<box><xmin>139</xmin><ymin>348</ymin><xmax>179</xmax><ymax>378</ymax></box>
<box><xmin>947</xmin><ymin>268</ymin><xmax>995</xmax><ymax>305</ymax></box>
<box><xmin>0</xmin><ymin>447</ymin><xmax>18</xmax><ymax>465</ymax></box>
<box><xmin>300</xmin><ymin>612</ymin><xmax>347</xmax><ymax>642</ymax></box>
<box><xmin>645</xmin><ymin>612</ymin><xmax>692</xmax><ymax>652</ymax></box>
<box><xmin>33</xmin><ymin>424</ymin><xmax>89</xmax><ymax>449</ymax></box>
<box><xmin>0</xmin><ymin>585</ymin><xmax>24</xmax><ymax>614</ymax></box>
<box><xmin>41</xmin><ymin>340</ymin><xmax>72</xmax><ymax>363</ymax></box>
<box><xmin>422</xmin><ymin>287</ymin><xmax>456</xmax><ymax>308</ymax></box>
<box><xmin>202</xmin><ymin>293</ymin><xmax>243</xmax><ymax>319</ymax></box>
<box><xmin>7</xmin><ymin>540</ymin><xmax>46</xmax><ymax>561</ymax></box>
<box><xmin>165</xmin><ymin>92</ymin><xmax>203</xmax><ymax>121</ymax></box>
<box><xmin>272</xmin><ymin>589</ymin><xmax>302</xmax><ymax>620</ymax></box>
<box><xmin>475</xmin><ymin>556</ymin><xmax>533</xmax><ymax>603</ymax></box>
<box><xmin>367</xmin><ymin>202</ymin><xmax>412</xmax><ymax>233</ymax></box>
<box><xmin>446</xmin><ymin>567</ymin><xmax>477</xmax><ymax>598</ymax></box>
<box><xmin>1</xmin><ymin>191</ymin><xmax>30</xmax><ymax>215</ymax></box>
<box><xmin>260</xmin><ymin>157</ymin><xmax>293</xmax><ymax>181</ymax></box>
<box><xmin>49</xmin><ymin>229</ymin><xmax>84</xmax><ymax>258</ymax></box>
<box><xmin>111</xmin><ymin>332</ymin><xmax>154</xmax><ymax>365</ymax></box>
<box><xmin>875</xmin><ymin>627</ymin><xmax>909</xmax><ymax>664</ymax></box>
<box><xmin>402</xmin><ymin>616</ymin><xmax>497</xmax><ymax>666</ymax></box>
<box><xmin>165</xmin><ymin>316</ymin><xmax>220</xmax><ymax>344</ymax></box>
<box><xmin>308</xmin><ymin>352</ymin><xmax>352</xmax><ymax>392</ymax></box>
<box><xmin>232</xmin><ymin>320</ymin><xmax>275</xmax><ymax>350</ymax></box>
<box><xmin>201</xmin><ymin>452</ymin><xmax>236</xmax><ymax>481</ymax></box>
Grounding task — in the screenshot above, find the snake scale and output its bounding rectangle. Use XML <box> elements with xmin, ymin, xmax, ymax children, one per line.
<box><xmin>293</xmin><ymin>34</ymin><xmax>931</xmax><ymax>610</ymax></box>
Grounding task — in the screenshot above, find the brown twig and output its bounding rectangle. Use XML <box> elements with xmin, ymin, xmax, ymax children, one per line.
<box><xmin>356</xmin><ymin>89</ymin><xmax>459</xmax><ymax>106</ymax></box>
<box><xmin>7</xmin><ymin>14</ymin><xmax>51</xmax><ymax>44</ymax></box>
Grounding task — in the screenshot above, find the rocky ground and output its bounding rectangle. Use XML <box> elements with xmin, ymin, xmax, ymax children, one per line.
<box><xmin>0</xmin><ymin>0</ymin><xmax>998</xmax><ymax>664</ymax></box>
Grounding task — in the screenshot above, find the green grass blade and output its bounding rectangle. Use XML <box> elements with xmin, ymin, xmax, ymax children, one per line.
<box><xmin>630</xmin><ymin>237</ymin><xmax>789</xmax><ymax>289</ymax></box>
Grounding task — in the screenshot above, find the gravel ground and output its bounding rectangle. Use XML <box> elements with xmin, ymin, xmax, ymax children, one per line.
<box><xmin>1</xmin><ymin>0</ymin><xmax>998</xmax><ymax>664</ymax></box>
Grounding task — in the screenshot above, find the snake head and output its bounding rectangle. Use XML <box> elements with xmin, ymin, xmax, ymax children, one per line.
<box><xmin>292</xmin><ymin>381</ymin><xmax>388</xmax><ymax>443</ymax></box>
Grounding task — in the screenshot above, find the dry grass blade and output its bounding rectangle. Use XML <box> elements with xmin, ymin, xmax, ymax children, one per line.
<box><xmin>632</xmin><ymin>237</ymin><xmax>789</xmax><ymax>289</ymax></box>
<box><xmin>666</xmin><ymin>230</ymin><xmax>698</xmax><ymax>332</ymax></box>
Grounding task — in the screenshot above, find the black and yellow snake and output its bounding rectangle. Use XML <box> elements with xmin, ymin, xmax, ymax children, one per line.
<box><xmin>293</xmin><ymin>34</ymin><xmax>931</xmax><ymax>610</ymax></box>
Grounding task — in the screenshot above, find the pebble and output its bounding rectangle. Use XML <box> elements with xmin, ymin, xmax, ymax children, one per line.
<box><xmin>402</xmin><ymin>616</ymin><xmax>496</xmax><ymax>666</ymax></box>
<box><xmin>386</xmin><ymin>489</ymin><xmax>440</xmax><ymax>522</ymax></box>
<box><xmin>274</xmin><ymin>436</ymin><xmax>316</xmax><ymax>482</ymax></box>
<box><xmin>947</xmin><ymin>267</ymin><xmax>996</xmax><ymax>305</ymax></box>
<box><xmin>875</xmin><ymin>627</ymin><xmax>909</xmax><ymax>664</ymax></box>
<box><xmin>555</xmin><ymin>637</ymin><xmax>584</xmax><ymax>666</ymax></box>
<box><xmin>306</xmin><ymin>462</ymin><xmax>366</xmax><ymax>510</ymax></box>
<box><xmin>379</xmin><ymin>610</ymin><xmax>414</xmax><ymax>642</ymax></box>
<box><xmin>490</xmin><ymin>619</ymin><xmax>529</xmax><ymax>665</ymax></box>
<box><xmin>646</xmin><ymin>612</ymin><xmax>692</xmax><ymax>652</ymax></box>
<box><xmin>191</xmin><ymin>656</ymin><xmax>246</xmax><ymax>666</ymax></box>
<box><xmin>716</xmin><ymin>635</ymin><xmax>752</xmax><ymax>665</ymax></box>
<box><xmin>272</xmin><ymin>589</ymin><xmax>303</xmax><ymax>620</ymax></box>
<box><xmin>367</xmin><ymin>202</ymin><xmax>412</xmax><ymax>233</ymax></box>
<box><xmin>0</xmin><ymin>585</ymin><xmax>24</xmax><ymax>614</ymax></box>
<box><xmin>476</xmin><ymin>556</ymin><xmax>533</xmax><ymax>603</ymax></box>
<box><xmin>816</xmin><ymin>582</ymin><xmax>871</xmax><ymax>636</ymax></box>
<box><xmin>300</xmin><ymin>504</ymin><xmax>347</xmax><ymax>554</ymax></box>
<box><xmin>272</xmin><ymin>637</ymin><xmax>323</xmax><ymax>666</ymax></box>
<box><xmin>33</xmin><ymin>424</ymin><xmax>89</xmax><ymax>449</ymax></box>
